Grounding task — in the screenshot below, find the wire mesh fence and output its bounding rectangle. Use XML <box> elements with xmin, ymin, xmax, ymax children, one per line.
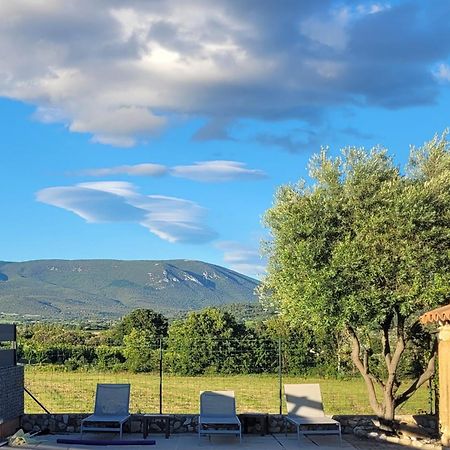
<box><xmin>22</xmin><ymin>337</ymin><xmax>434</xmax><ymax>415</ymax></box>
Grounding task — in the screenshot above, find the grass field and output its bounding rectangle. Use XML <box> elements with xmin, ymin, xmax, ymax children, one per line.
<box><xmin>24</xmin><ymin>366</ymin><xmax>431</xmax><ymax>415</ymax></box>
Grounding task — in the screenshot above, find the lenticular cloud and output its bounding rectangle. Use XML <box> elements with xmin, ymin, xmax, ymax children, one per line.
<box><xmin>36</xmin><ymin>182</ymin><xmax>217</xmax><ymax>244</ymax></box>
<box><xmin>170</xmin><ymin>161</ymin><xmax>267</xmax><ymax>182</ymax></box>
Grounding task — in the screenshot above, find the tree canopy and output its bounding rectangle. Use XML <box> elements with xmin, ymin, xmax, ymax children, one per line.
<box><xmin>108</xmin><ymin>308</ymin><xmax>168</xmax><ymax>345</ymax></box>
<box><xmin>166</xmin><ymin>307</ymin><xmax>246</xmax><ymax>375</ymax></box>
<box><xmin>259</xmin><ymin>133</ymin><xmax>450</xmax><ymax>420</ymax></box>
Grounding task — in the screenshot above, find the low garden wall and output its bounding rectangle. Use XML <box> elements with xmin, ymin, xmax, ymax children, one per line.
<box><xmin>20</xmin><ymin>413</ymin><xmax>437</xmax><ymax>436</ymax></box>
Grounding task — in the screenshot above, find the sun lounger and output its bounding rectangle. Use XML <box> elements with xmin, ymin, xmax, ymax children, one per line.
<box><xmin>198</xmin><ymin>390</ymin><xmax>242</xmax><ymax>442</ymax></box>
<box><xmin>284</xmin><ymin>383</ymin><xmax>341</xmax><ymax>444</ymax></box>
<box><xmin>81</xmin><ymin>384</ymin><xmax>131</xmax><ymax>439</ymax></box>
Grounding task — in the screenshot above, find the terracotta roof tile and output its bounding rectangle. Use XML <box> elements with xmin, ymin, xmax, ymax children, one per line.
<box><xmin>420</xmin><ymin>304</ymin><xmax>450</xmax><ymax>324</ymax></box>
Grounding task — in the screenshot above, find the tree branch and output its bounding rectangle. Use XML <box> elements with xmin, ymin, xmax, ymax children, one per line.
<box><xmin>380</xmin><ymin>310</ymin><xmax>407</xmax><ymax>420</ymax></box>
<box><xmin>395</xmin><ymin>336</ymin><xmax>438</xmax><ymax>407</ymax></box>
<box><xmin>347</xmin><ymin>325</ymin><xmax>383</xmax><ymax>416</ymax></box>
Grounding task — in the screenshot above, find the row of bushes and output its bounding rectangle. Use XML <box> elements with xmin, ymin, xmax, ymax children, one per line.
<box><xmin>18</xmin><ymin>338</ymin><xmax>338</xmax><ymax>376</ymax></box>
<box><xmin>18</xmin><ymin>306</ymin><xmax>421</xmax><ymax>378</ymax></box>
<box><xmin>18</xmin><ymin>307</ymin><xmax>345</xmax><ymax>375</ymax></box>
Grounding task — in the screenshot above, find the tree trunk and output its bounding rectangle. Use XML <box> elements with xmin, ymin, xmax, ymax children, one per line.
<box><xmin>347</xmin><ymin>320</ymin><xmax>437</xmax><ymax>431</ymax></box>
<box><xmin>347</xmin><ymin>326</ymin><xmax>383</xmax><ymax>417</ymax></box>
<box><xmin>383</xmin><ymin>391</ymin><xmax>395</xmax><ymax>421</ymax></box>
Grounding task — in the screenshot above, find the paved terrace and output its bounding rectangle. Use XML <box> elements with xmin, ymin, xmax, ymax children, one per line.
<box><xmin>4</xmin><ymin>433</ymin><xmax>411</xmax><ymax>450</ymax></box>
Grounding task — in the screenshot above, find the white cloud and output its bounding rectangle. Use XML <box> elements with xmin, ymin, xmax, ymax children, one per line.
<box><xmin>356</xmin><ymin>3</ymin><xmax>391</xmax><ymax>16</ymax></box>
<box><xmin>69</xmin><ymin>106</ymin><xmax>166</xmax><ymax>147</ymax></box>
<box><xmin>171</xmin><ymin>160</ymin><xmax>267</xmax><ymax>182</ymax></box>
<box><xmin>216</xmin><ymin>241</ymin><xmax>266</xmax><ymax>278</ymax></box>
<box><xmin>435</xmin><ymin>63</ymin><xmax>450</xmax><ymax>82</ymax></box>
<box><xmin>75</xmin><ymin>160</ymin><xmax>266</xmax><ymax>182</ymax></box>
<box><xmin>0</xmin><ymin>1</ymin><xmax>447</xmax><ymax>146</ymax></box>
<box><xmin>138</xmin><ymin>195</ymin><xmax>216</xmax><ymax>243</ymax></box>
<box><xmin>78</xmin><ymin>163</ymin><xmax>168</xmax><ymax>177</ymax></box>
<box><xmin>36</xmin><ymin>185</ymin><xmax>145</xmax><ymax>223</ymax></box>
<box><xmin>36</xmin><ymin>181</ymin><xmax>217</xmax><ymax>243</ymax></box>
<box><xmin>77</xmin><ymin>181</ymin><xmax>139</xmax><ymax>197</ymax></box>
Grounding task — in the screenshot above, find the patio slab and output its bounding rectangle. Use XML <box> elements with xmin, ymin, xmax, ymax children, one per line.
<box><xmin>5</xmin><ymin>432</ymin><xmax>354</xmax><ymax>450</ymax></box>
<box><xmin>8</xmin><ymin>432</ymin><xmax>424</xmax><ymax>450</ymax></box>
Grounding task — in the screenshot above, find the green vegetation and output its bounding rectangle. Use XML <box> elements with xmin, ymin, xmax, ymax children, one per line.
<box><xmin>166</xmin><ymin>308</ymin><xmax>247</xmax><ymax>375</ymax></box>
<box><xmin>0</xmin><ymin>259</ymin><xmax>258</xmax><ymax>320</ymax></box>
<box><xmin>17</xmin><ymin>308</ymin><xmax>340</xmax><ymax>377</ymax></box>
<box><xmin>260</xmin><ymin>132</ymin><xmax>450</xmax><ymax>421</ymax></box>
<box><xmin>24</xmin><ymin>367</ymin><xmax>430</xmax><ymax>415</ymax></box>
<box><xmin>18</xmin><ymin>306</ymin><xmax>434</xmax><ymax>420</ymax></box>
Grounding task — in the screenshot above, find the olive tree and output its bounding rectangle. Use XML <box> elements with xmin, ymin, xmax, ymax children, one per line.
<box><xmin>259</xmin><ymin>133</ymin><xmax>450</xmax><ymax>422</ymax></box>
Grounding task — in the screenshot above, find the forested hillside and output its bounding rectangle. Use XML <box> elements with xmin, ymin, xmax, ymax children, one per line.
<box><xmin>0</xmin><ymin>259</ymin><xmax>258</xmax><ymax>320</ymax></box>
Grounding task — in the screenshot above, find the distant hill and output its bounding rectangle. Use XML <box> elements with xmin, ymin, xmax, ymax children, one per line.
<box><xmin>0</xmin><ymin>259</ymin><xmax>259</xmax><ymax>321</ymax></box>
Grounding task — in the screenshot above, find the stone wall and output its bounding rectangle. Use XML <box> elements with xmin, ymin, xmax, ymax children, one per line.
<box><xmin>20</xmin><ymin>413</ymin><xmax>437</xmax><ymax>436</ymax></box>
<box><xmin>0</xmin><ymin>365</ymin><xmax>24</xmax><ymax>423</ymax></box>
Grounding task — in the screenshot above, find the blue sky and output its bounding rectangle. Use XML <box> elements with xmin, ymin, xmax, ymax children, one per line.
<box><xmin>1</xmin><ymin>0</ymin><xmax>449</xmax><ymax>278</ymax></box>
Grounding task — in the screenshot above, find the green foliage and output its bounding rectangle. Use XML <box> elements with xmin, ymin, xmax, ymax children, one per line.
<box><xmin>259</xmin><ymin>132</ymin><xmax>450</xmax><ymax>418</ymax></box>
<box><xmin>123</xmin><ymin>329</ymin><xmax>160</xmax><ymax>372</ymax></box>
<box><xmin>15</xmin><ymin>306</ymin><xmax>367</xmax><ymax>378</ymax></box>
<box><xmin>94</xmin><ymin>345</ymin><xmax>126</xmax><ymax>371</ymax></box>
<box><xmin>165</xmin><ymin>307</ymin><xmax>247</xmax><ymax>375</ymax></box>
<box><xmin>19</xmin><ymin>323</ymin><xmax>94</xmax><ymax>346</ymax></box>
<box><xmin>19</xmin><ymin>343</ymin><xmax>96</xmax><ymax>365</ymax></box>
<box><xmin>108</xmin><ymin>308</ymin><xmax>168</xmax><ymax>345</ymax></box>
<box><xmin>261</xmin><ymin>133</ymin><xmax>450</xmax><ymax>331</ymax></box>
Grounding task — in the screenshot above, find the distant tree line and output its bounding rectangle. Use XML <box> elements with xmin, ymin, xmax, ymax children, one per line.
<box><xmin>17</xmin><ymin>307</ymin><xmax>346</xmax><ymax>376</ymax></box>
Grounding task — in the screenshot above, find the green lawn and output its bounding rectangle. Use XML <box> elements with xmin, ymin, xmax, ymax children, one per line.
<box><xmin>24</xmin><ymin>366</ymin><xmax>431</xmax><ymax>415</ymax></box>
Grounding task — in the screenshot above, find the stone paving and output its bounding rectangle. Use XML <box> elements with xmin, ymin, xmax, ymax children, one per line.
<box><xmin>345</xmin><ymin>435</ymin><xmax>420</xmax><ymax>450</ymax></box>
<box><xmin>5</xmin><ymin>432</ymin><xmax>433</xmax><ymax>450</ymax></box>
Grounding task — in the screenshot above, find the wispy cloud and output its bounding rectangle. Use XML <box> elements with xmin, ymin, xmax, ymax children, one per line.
<box><xmin>255</xmin><ymin>125</ymin><xmax>375</xmax><ymax>153</ymax></box>
<box><xmin>76</xmin><ymin>163</ymin><xmax>168</xmax><ymax>177</ymax></box>
<box><xmin>339</xmin><ymin>127</ymin><xmax>375</xmax><ymax>140</ymax></box>
<box><xmin>137</xmin><ymin>195</ymin><xmax>217</xmax><ymax>243</ymax></box>
<box><xmin>435</xmin><ymin>63</ymin><xmax>450</xmax><ymax>82</ymax></box>
<box><xmin>0</xmin><ymin>1</ymin><xmax>448</xmax><ymax>146</ymax></box>
<box><xmin>216</xmin><ymin>241</ymin><xmax>266</xmax><ymax>278</ymax></box>
<box><xmin>170</xmin><ymin>161</ymin><xmax>267</xmax><ymax>182</ymax></box>
<box><xmin>74</xmin><ymin>161</ymin><xmax>267</xmax><ymax>182</ymax></box>
<box><xmin>255</xmin><ymin>133</ymin><xmax>312</xmax><ymax>153</ymax></box>
<box><xmin>36</xmin><ymin>181</ymin><xmax>217</xmax><ymax>244</ymax></box>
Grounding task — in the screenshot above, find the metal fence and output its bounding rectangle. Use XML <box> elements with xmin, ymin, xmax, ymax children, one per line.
<box><xmin>22</xmin><ymin>337</ymin><xmax>435</xmax><ymax>416</ymax></box>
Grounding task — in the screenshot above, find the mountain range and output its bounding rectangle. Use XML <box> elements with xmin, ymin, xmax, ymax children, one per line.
<box><xmin>0</xmin><ymin>259</ymin><xmax>259</xmax><ymax>321</ymax></box>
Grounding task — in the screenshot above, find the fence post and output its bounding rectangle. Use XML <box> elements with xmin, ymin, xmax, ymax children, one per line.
<box><xmin>278</xmin><ymin>337</ymin><xmax>282</xmax><ymax>415</ymax></box>
<box><xmin>159</xmin><ymin>338</ymin><xmax>163</xmax><ymax>414</ymax></box>
<box><xmin>428</xmin><ymin>378</ymin><xmax>434</xmax><ymax>415</ymax></box>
